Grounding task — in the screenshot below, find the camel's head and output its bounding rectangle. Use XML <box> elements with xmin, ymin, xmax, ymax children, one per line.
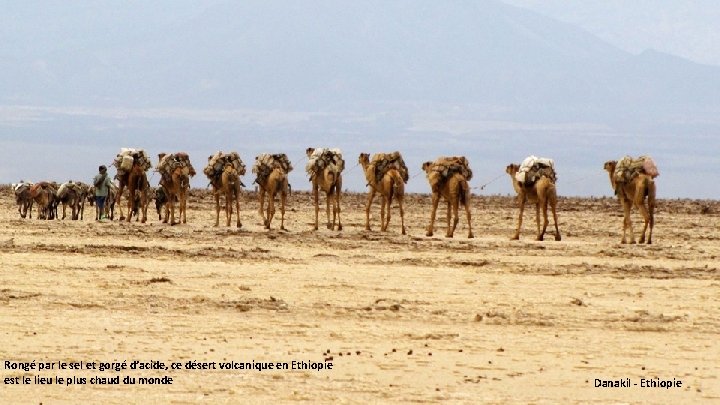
<box><xmin>358</xmin><ymin>153</ymin><xmax>370</xmax><ymax>165</ymax></box>
<box><xmin>603</xmin><ymin>160</ymin><xmax>617</xmax><ymax>173</ymax></box>
<box><xmin>306</xmin><ymin>147</ymin><xmax>315</xmax><ymax>157</ymax></box>
<box><xmin>421</xmin><ymin>161</ymin><xmax>433</xmax><ymax>173</ymax></box>
<box><xmin>505</xmin><ymin>164</ymin><xmax>520</xmax><ymax>176</ymax></box>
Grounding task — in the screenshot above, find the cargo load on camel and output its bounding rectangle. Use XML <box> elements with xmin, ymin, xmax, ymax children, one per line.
<box><xmin>57</xmin><ymin>181</ymin><xmax>89</xmax><ymax>200</ymax></box>
<box><xmin>252</xmin><ymin>153</ymin><xmax>293</xmax><ymax>185</ymax></box>
<box><xmin>515</xmin><ymin>155</ymin><xmax>556</xmax><ymax>187</ymax></box>
<box><xmin>613</xmin><ymin>155</ymin><xmax>659</xmax><ymax>184</ymax></box>
<box><xmin>367</xmin><ymin>151</ymin><xmax>409</xmax><ymax>186</ymax></box>
<box><xmin>157</xmin><ymin>152</ymin><xmax>196</xmax><ymax>178</ymax></box>
<box><xmin>12</xmin><ymin>181</ymin><xmax>33</xmax><ymax>200</ymax></box>
<box><xmin>113</xmin><ymin>148</ymin><xmax>152</xmax><ymax>179</ymax></box>
<box><xmin>423</xmin><ymin>156</ymin><xmax>473</xmax><ymax>186</ymax></box>
<box><xmin>204</xmin><ymin>151</ymin><xmax>247</xmax><ymax>183</ymax></box>
<box><xmin>305</xmin><ymin>148</ymin><xmax>344</xmax><ymax>179</ymax></box>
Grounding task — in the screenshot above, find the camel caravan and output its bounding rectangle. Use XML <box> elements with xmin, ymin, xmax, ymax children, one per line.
<box><xmin>7</xmin><ymin>146</ymin><xmax>662</xmax><ymax>244</ymax></box>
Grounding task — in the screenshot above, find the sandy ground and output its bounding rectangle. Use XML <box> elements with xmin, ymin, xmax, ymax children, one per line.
<box><xmin>1</xmin><ymin>186</ymin><xmax>719</xmax><ymax>404</ymax></box>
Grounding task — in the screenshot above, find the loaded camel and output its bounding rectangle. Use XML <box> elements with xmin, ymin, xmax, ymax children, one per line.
<box><xmin>210</xmin><ymin>163</ymin><xmax>243</xmax><ymax>228</ymax></box>
<box><xmin>603</xmin><ymin>160</ymin><xmax>655</xmax><ymax>244</ymax></box>
<box><xmin>29</xmin><ymin>182</ymin><xmax>58</xmax><ymax>220</ymax></box>
<box><xmin>306</xmin><ymin>147</ymin><xmax>343</xmax><ymax>231</ymax></box>
<box><xmin>116</xmin><ymin>156</ymin><xmax>149</xmax><ymax>222</ymax></box>
<box><xmin>158</xmin><ymin>153</ymin><xmax>191</xmax><ymax>226</ymax></box>
<box><xmin>13</xmin><ymin>183</ymin><xmax>34</xmax><ymax>219</ymax></box>
<box><xmin>57</xmin><ymin>182</ymin><xmax>89</xmax><ymax>220</ymax></box>
<box><xmin>358</xmin><ymin>153</ymin><xmax>406</xmax><ymax>235</ymax></box>
<box><xmin>255</xmin><ymin>156</ymin><xmax>289</xmax><ymax>230</ymax></box>
<box><xmin>505</xmin><ymin>164</ymin><xmax>561</xmax><ymax>241</ymax></box>
<box><xmin>422</xmin><ymin>160</ymin><xmax>474</xmax><ymax>238</ymax></box>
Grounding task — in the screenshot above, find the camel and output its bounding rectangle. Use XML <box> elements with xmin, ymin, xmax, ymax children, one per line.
<box><xmin>358</xmin><ymin>153</ymin><xmax>406</xmax><ymax>235</ymax></box>
<box><xmin>505</xmin><ymin>164</ymin><xmax>561</xmax><ymax>241</ymax></box>
<box><xmin>257</xmin><ymin>166</ymin><xmax>289</xmax><ymax>230</ymax></box>
<box><xmin>210</xmin><ymin>164</ymin><xmax>243</xmax><ymax>228</ymax></box>
<box><xmin>603</xmin><ymin>160</ymin><xmax>656</xmax><ymax>244</ymax></box>
<box><xmin>57</xmin><ymin>182</ymin><xmax>88</xmax><ymax>220</ymax></box>
<box><xmin>116</xmin><ymin>160</ymin><xmax>147</xmax><ymax>222</ymax></box>
<box><xmin>306</xmin><ymin>148</ymin><xmax>342</xmax><ymax>231</ymax></box>
<box><xmin>422</xmin><ymin>162</ymin><xmax>473</xmax><ymax>238</ymax></box>
<box><xmin>13</xmin><ymin>183</ymin><xmax>34</xmax><ymax>219</ymax></box>
<box><xmin>29</xmin><ymin>182</ymin><xmax>58</xmax><ymax>220</ymax></box>
<box><xmin>126</xmin><ymin>170</ymin><xmax>149</xmax><ymax>223</ymax></box>
<box><xmin>159</xmin><ymin>154</ymin><xmax>190</xmax><ymax>226</ymax></box>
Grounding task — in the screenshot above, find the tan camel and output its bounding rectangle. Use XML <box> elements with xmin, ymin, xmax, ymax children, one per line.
<box><xmin>603</xmin><ymin>160</ymin><xmax>656</xmax><ymax>244</ymax></box>
<box><xmin>306</xmin><ymin>148</ymin><xmax>343</xmax><ymax>231</ymax></box>
<box><xmin>505</xmin><ymin>164</ymin><xmax>561</xmax><ymax>241</ymax></box>
<box><xmin>422</xmin><ymin>162</ymin><xmax>473</xmax><ymax>238</ymax></box>
<box><xmin>257</xmin><ymin>167</ymin><xmax>288</xmax><ymax>230</ymax></box>
<box><xmin>160</xmin><ymin>159</ymin><xmax>189</xmax><ymax>226</ymax></box>
<box><xmin>210</xmin><ymin>164</ymin><xmax>242</xmax><ymax>227</ymax></box>
<box><xmin>29</xmin><ymin>182</ymin><xmax>58</xmax><ymax>220</ymax></box>
<box><xmin>358</xmin><ymin>153</ymin><xmax>406</xmax><ymax>234</ymax></box>
<box><xmin>115</xmin><ymin>159</ymin><xmax>150</xmax><ymax>223</ymax></box>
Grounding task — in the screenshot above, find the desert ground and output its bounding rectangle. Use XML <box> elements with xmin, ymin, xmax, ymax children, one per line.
<box><xmin>1</xmin><ymin>186</ymin><xmax>719</xmax><ymax>404</ymax></box>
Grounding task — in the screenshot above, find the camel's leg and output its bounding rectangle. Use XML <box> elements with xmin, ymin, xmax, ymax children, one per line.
<box><xmin>539</xmin><ymin>199</ymin><xmax>550</xmax><ymax>241</ymax></box>
<box><xmin>214</xmin><ymin>190</ymin><xmax>220</xmax><ymax>227</ymax></box>
<box><xmin>512</xmin><ymin>197</ymin><xmax>525</xmax><ymax>240</ymax></box>
<box><xmin>398</xmin><ymin>195</ymin><xmax>406</xmax><ymax>235</ymax></box>
<box><xmin>549</xmin><ymin>193</ymin><xmax>561</xmax><ymax>241</ymax></box>
<box><xmin>61</xmin><ymin>203</ymin><xmax>67</xmax><ymax>220</ymax></box>
<box><xmin>384</xmin><ymin>193</ymin><xmax>393</xmax><ymax>232</ymax></box>
<box><xmin>224</xmin><ymin>191</ymin><xmax>230</xmax><ymax>227</ymax></box>
<box><xmin>448</xmin><ymin>197</ymin><xmax>460</xmax><ymax>238</ymax></box>
<box><xmin>622</xmin><ymin>199</ymin><xmax>634</xmax><ymax>244</ymax></box>
<box><xmin>181</xmin><ymin>189</ymin><xmax>187</xmax><ymax>224</ymax></box>
<box><xmin>464</xmin><ymin>198</ymin><xmax>474</xmax><ymax>239</ymax></box>
<box><xmin>313</xmin><ymin>185</ymin><xmax>320</xmax><ymax>231</ymax></box>
<box><xmin>280</xmin><ymin>187</ymin><xmax>287</xmax><ymax>231</ymax></box>
<box><xmin>117</xmin><ymin>184</ymin><xmax>125</xmax><ymax>220</ymax></box>
<box><xmin>326</xmin><ymin>191</ymin><xmax>333</xmax><ymax>230</ymax></box>
<box><xmin>365</xmin><ymin>190</ymin><xmax>375</xmax><ymax>231</ymax></box>
<box><xmin>427</xmin><ymin>193</ymin><xmax>440</xmax><ymax>237</ymax></box>
<box><xmin>235</xmin><ymin>187</ymin><xmax>242</xmax><ymax>228</ymax></box>
<box><xmin>141</xmin><ymin>191</ymin><xmax>148</xmax><ymax>223</ymax></box>
<box><xmin>636</xmin><ymin>199</ymin><xmax>650</xmax><ymax>244</ymax></box>
<box><xmin>446</xmin><ymin>201</ymin><xmax>451</xmax><ymax>235</ymax></box>
<box><xmin>125</xmin><ymin>184</ymin><xmax>134</xmax><ymax>223</ymax></box>
<box><xmin>335</xmin><ymin>187</ymin><xmax>342</xmax><ymax>231</ymax></box>
<box><xmin>258</xmin><ymin>189</ymin><xmax>268</xmax><ymax>227</ymax></box>
<box><xmin>169</xmin><ymin>196</ymin><xmax>177</xmax><ymax>225</ymax></box>
<box><xmin>266</xmin><ymin>190</ymin><xmax>275</xmax><ymax>230</ymax></box>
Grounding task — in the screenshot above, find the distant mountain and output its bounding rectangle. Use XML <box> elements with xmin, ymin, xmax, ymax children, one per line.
<box><xmin>2</xmin><ymin>0</ymin><xmax>719</xmax><ymax>122</ymax></box>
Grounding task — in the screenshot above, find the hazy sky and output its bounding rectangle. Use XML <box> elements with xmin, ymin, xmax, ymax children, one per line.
<box><xmin>1</xmin><ymin>1</ymin><xmax>719</xmax><ymax>199</ymax></box>
<box><xmin>504</xmin><ymin>0</ymin><xmax>720</xmax><ymax>66</ymax></box>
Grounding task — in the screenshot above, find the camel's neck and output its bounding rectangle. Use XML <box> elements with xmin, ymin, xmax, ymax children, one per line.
<box><xmin>606</xmin><ymin>170</ymin><xmax>617</xmax><ymax>192</ymax></box>
<box><xmin>508</xmin><ymin>172</ymin><xmax>523</xmax><ymax>196</ymax></box>
<box><xmin>360</xmin><ymin>162</ymin><xmax>373</xmax><ymax>183</ymax></box>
